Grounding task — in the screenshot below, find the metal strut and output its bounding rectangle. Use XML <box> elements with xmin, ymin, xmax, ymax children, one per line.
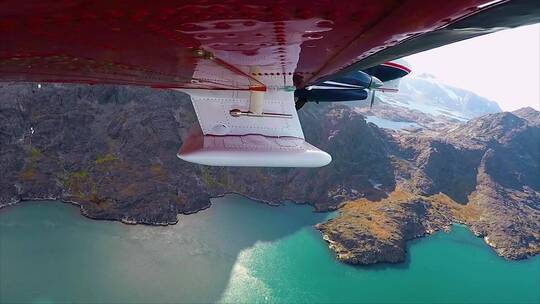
<box><xmin>228</xmin><ymin>67</ymin><xmax>293</xmax><ymax>119</ymax></box>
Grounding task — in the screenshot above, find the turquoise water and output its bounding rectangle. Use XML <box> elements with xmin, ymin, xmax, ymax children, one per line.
<box><xmin>1</xmin><ymin>197</ymin><xmax>539</xmax><ymax>304</ymax></box>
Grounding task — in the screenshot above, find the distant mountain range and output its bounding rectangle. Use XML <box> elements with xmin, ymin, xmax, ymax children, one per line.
<box><xmin>356</xmin><ymin>73</ymin><xmax>503</xmax><ymax>131</ymax></box>
<box><xmin>1</xmin><ymin>83</ymin><xmax>538</xmax><ymax>265</ymax></box>
<box><xmin>397</xmin><ymin>73</ymin><xmax>502</xmax><ymax>120</ymax></box>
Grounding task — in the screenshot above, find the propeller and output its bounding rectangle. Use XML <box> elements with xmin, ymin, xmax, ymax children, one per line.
<box><xmin>367</xmin><ymin>76</ymin><xmax>383</xmax><ymax>108</ymax></box>
<box><xmin>369</xmin><ymin>90</ymin><xmax>375</xmax><ymax>108</ymax></box>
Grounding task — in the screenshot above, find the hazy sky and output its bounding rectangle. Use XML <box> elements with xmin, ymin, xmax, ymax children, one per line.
<box><xmin>404</xmin><ymin>23</ymin><xmax>540</xmax><ymax>111</ymax></box>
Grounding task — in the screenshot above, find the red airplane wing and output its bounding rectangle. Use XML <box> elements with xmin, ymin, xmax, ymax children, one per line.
<box><xmin>0</xmin><ymin>0</ymin><xmax>537</xmax><ymax>90</ymax></box>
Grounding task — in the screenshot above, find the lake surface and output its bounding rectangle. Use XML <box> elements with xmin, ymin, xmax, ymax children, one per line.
<box><xmin>364</xmin><ymin>115</ymin><xmax>420</xmax><ymax>130</ymax></box>
<box><xmin>1</xmin><ymin>197</ymin><xmax>539</xmax><ymax>304</ymax></box>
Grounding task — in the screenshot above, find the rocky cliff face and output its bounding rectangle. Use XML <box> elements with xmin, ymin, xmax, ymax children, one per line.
<box><xmin>0</xmin><ymin>83</ymin><xmax>209</xmax><ymax>224</ymax></box>
<box><xmin>1</xmin><ymin>83</ymin><xmax>538</xmax><ymax>264</ymax></box>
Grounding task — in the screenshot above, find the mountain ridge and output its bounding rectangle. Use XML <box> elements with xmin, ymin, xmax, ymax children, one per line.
<box><xmin>356</xmin><ymin>73</ymin><xmax>503</xmax><ymax>132</ymax></box>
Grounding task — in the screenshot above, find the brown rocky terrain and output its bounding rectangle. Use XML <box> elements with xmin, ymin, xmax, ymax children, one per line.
<box><xmin>1</xmin><ymin>83</ymin><xmax>538</xmax><ymax>264</ymax></box>
<box><xmin>317</xmin><ymin>190</ymin><xmax>480</xmax><ymax>264</ymax></box>
<box><xmin>319</xmin><ymin>109</ymin><xmax>540</xmax><ymax>264</ymax></box>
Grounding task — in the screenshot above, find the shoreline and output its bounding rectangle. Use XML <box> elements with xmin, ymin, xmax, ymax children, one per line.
<box><xmin>0</xmin><ymin>192</ymin><xmax>309</xmax><ymax>226</ymax></box>
<box><xmin>2</xmin><ymin>195</ymin><xmax>538</xmax><ymax>265</ymax></box>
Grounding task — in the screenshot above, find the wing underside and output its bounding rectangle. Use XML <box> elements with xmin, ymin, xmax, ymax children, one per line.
<box><xmin>1</xmin><ymin>0</ymin><xmax>538</xmax><ymax>91</ymax></box>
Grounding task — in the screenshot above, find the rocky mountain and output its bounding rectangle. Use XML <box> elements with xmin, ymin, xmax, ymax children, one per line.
<box><xmin>319</xmin><ymin>109</ymin><xmax>540</xmax><ymax>263</ymax></box>
<box><xmin>354</xmin><ymin>73</ymin><xmax>502</xmax><ymax>131</ymax></box>
<box><xmin>1</xmin><ymin>83</ymin><xmax>538</xmax><ymax>265</ymax></box>
<box><xmin>513</xmin><ymin>106</ymin><xmax>540</xmax><ymax>126</ymax></box>
<box><xmin>398</xmin><ymin>74</ymin><xmax>502</xmax><ymax>119</ymax></box>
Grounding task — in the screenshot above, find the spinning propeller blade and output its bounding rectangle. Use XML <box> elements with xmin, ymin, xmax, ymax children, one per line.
<box><xmin>370</xmin><ymin>91</ymin><xmax>375</xmax><ymax>108</ymax></box>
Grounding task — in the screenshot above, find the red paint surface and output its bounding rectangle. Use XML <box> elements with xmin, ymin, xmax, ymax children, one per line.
<box><xmin>381</xmin><ymin>62</ymin><xmax>412</xmax><ymax>74</ymax></box>
<box><xmin>0</xmin><ymin>0</ymin><xmax>503</xmax><ymax>90</ymax></box>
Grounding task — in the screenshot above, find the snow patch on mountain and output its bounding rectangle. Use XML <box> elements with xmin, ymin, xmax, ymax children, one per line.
<box><xmin>395</xmin><ymin>73</ymin><xmax>502</xmax><ymax>120</ymax></box>
<box><xmin>352</xmin><ymin>72</ymin><xmax>503</xmax><ymax>131</ymax></box>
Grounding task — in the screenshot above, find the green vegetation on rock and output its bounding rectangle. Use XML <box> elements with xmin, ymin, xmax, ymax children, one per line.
<box><xmin>95</xmin><ymin>153</ymin><xmax>118</xmax><ymax>165</ymax></box>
